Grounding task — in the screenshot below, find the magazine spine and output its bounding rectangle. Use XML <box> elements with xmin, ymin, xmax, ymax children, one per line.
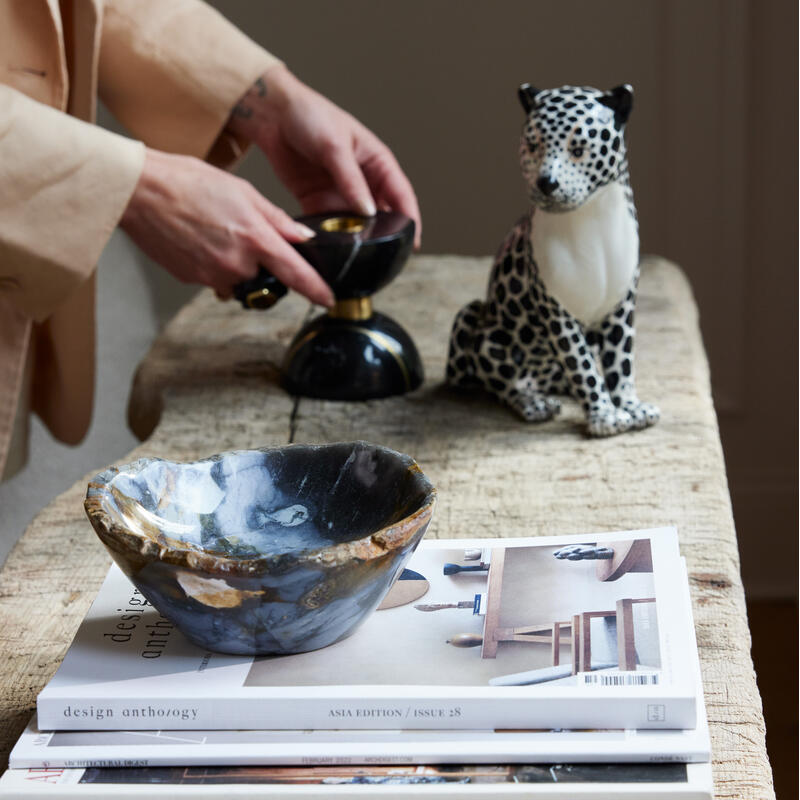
<box><xmin>0</xmin><ymin>765</ymin><xmax>715</xmax><ymax>800</ymax></box>
<box><xmin>10</xmin><ymin>750</ymin><xmax>709</xmax><ymax>770</ymax></box>
<box><xmin>36</xmin><ymin>695</ymin><xmax>696</xmax><ymax>732</ymax></box>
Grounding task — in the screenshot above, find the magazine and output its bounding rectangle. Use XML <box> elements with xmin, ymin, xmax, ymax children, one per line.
<box><xmin>12</xmin><ymin>566</ymin><xmax>708</xmax><ymax>770</ymax></box>
<box><xmin>10</xmin><ymin>706</ymin><xmax>710</xmax><ymax>769</ymax></box>
<box><xmin>0</xmin><ymin>762</ymin><xmax>714</xmax><ymax>799</ymax></box>
<box><xmin>37</xmin><ymin>529</ymin><xmax>696</xmax><ymax>732</ymax></box>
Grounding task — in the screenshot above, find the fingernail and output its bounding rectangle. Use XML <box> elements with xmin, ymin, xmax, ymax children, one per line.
<box><xmin>296</xmin><ymin>223</ymin><xmax>316</xmax><ymax>239</ymax></box>
<box><xmin>358</xmin><ymin>197</ymin><xmax>377</xmax><ymax>217</ymax></box>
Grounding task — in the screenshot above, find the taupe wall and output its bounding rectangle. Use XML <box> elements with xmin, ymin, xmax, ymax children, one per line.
<box><xmin>214</xmin><ymin>0</ymin><xmax>796</xmax><ymax>598</ymax></box>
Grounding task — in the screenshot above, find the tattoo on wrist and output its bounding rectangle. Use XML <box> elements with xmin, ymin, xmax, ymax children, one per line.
<box><xmin>232</xmin><ymin>102</ymin><xmax>254</xmax><ymax>120</ymax></box>
<box><xmin>228</xmin><ymin>75</ymin><xmax>268</xmax><ymax>132</ymax></box>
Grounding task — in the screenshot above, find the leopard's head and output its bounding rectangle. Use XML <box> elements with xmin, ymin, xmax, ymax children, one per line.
<box><xmin>518</xmin><ymin>84</ymin><xmax>633</xmax><ymax>212</ymax></box>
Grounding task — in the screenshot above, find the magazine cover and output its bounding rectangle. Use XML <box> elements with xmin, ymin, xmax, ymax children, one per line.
<box><xmin>0</xmin><ymin>762</ymin><xmax>714</xmax><ymax>799</ymax></box>
<box><xmin>37</xmin><ymin>529</ymin><xmax>696</xmax><ymax>731</ymax></box>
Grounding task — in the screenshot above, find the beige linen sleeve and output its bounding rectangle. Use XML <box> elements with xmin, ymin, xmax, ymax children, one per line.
<box><xmin>99</xmin><ymin>0</ymin><xmax>283</xmax><ymax>169</ymax></box>
<box><xmin>0</xmin><ymin>85</ymin><xmax>144</xmax><ymax>323</ymax></box>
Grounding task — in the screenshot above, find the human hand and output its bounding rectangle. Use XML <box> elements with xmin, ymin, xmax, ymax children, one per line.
<box><xmin>228</xmin><ymin>65</ymin><xmax>422</xmax><ymax>248</ymax></box>
<box><xmin>120</xmin><ymin>148</ymin><xmax>335</xmax><ymax>306</ymax></box>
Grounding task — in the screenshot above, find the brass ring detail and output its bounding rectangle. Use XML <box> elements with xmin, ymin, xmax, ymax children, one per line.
<box><xmin>319</xmin><ymin>216</ymin><xmax>367</xmax><ymax>234</ymax></box>
<box><xmin>328</xmin><ymin>297</ymin><xmax>373</xmax><ymax>321</ymax></box>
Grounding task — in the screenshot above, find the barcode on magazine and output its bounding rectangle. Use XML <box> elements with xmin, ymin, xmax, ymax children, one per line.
<box><xmin>582</xmin><ymin>673</ymin><xmax>660</xmax><ymax>686</ymax></box>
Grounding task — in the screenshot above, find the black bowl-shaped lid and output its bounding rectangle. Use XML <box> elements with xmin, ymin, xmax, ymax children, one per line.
<box><xmin>292</xmin><ymin>211</ymin><xmax>414</xmax><ymax>298</ymax></box>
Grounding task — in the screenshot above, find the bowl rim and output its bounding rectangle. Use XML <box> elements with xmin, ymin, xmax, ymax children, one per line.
<box><xmin>85</xmin><ymin>441</ymin><xmax>436</xmax><ymax>577</ymax></box>
<box><xmin>294</xmin><ymin>210</ymin><xmax>414</xmax><ymax>247</ymax></box>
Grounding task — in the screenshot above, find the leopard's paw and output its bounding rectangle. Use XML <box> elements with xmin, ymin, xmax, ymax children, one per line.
<box><xmin>508</xmin><ymin>392</ymin><xmax>561</xmax><ymax>423</ymax></box>
<box><xmin>586</xmin><ymin>406</ymin><xmax>634</xmax><ymax>437</ymax></box>
<box><xmin>628</xmin><ymin>401</ymin><xmax>660</xmax><ymax>429</ymax></box>
<box><xmin>618</xmin><ymin>398</ymin><xmax>661</xmax><ymax>430</ymax></box>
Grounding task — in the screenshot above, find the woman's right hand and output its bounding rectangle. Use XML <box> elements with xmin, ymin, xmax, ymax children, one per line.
<box><xmin>119</xmin><ymin>148</ymin><xmax>335</xmax><ymax>307</ymax></box>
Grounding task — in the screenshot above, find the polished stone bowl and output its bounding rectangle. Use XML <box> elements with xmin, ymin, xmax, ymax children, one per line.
<box><xmin>85</xmin><ymin>442</ymin><xmax>436</xmax><ymax>656</ymax></box>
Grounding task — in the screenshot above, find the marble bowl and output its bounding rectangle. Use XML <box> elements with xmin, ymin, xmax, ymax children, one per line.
<box><xmin>85</xmin><ymin>442</ymin><xmax>436</xmax><ymax>656</ymax></box>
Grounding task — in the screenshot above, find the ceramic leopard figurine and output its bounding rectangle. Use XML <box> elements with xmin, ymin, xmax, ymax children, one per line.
<box><xmin>447</xmin><ymin>83</ymin><xmax>659</xmax><ymax>437</ymax></box>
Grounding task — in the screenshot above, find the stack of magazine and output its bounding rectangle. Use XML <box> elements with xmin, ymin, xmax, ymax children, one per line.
<box><xmin>0</xmin><ymin>528</ymin><xmax>714</xmax><ymax>798</ymax></box>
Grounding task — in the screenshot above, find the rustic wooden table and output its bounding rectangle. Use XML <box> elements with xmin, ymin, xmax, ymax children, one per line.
<box><xmin>0</xmin><ymin>256</ymin><xmax>774</xmax><ymax>798</ymax></box>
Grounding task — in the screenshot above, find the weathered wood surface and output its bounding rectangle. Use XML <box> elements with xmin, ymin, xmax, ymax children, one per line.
<box><xmin>0</xmin><ymin>256</ymin><xmax>773</xmax><ymax>798</ymax></box>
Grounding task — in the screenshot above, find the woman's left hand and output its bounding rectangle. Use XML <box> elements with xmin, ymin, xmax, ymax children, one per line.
<box><xmin>228</xmin><ymin>65</ymin><xmax>422</xmax><ymax>248</ymax></box>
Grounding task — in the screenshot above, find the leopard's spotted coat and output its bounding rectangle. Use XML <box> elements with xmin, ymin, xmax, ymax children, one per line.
<box><xmin>447</xmin><ymin>84</ymin><xmax>659</xmax><ymax>437</ymax></box>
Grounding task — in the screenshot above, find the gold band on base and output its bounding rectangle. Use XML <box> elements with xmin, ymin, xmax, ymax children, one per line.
<box><xmin>329</xmin><ymin>297</ymin><xmax>373</xmax><ymax>321</ymax></box>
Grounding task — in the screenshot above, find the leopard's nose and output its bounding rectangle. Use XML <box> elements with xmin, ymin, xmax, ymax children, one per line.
<box><xmin>537</xmin><ymin>176</ymin><xmax>559</xmax><ymax>196</ymax></box>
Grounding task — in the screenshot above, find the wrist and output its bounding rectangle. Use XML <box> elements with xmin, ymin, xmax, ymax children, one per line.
<box><xmin>261</xmin><ymin>63</ymin><xmax>300</xmax><ymax>112</ymax></box>
<box><xmin>120</xmin><ymin>148</ymin><xmax>165</xmax><ymax>232</ymax></box>
<box><xmin>226</xmin><ymin>64</ymin><xmax>297</xmax><ymax>140</ymax></box>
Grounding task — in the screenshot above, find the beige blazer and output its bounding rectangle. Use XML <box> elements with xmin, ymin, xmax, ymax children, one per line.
<box><xmin>0</xmin><ymin>0</ymin><xmax>280</xmax><ymax>476</ymax></box>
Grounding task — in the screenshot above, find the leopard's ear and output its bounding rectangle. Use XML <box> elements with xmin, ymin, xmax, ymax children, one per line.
<box><xmin>598</xmin><ymin>84</ymin><xmax>633</xmax><ymax>128</ymax></box>
<box><xmin>518</xmin><ymin>83</ymin><xmax>541</xmax><ymax>115</ymax></box>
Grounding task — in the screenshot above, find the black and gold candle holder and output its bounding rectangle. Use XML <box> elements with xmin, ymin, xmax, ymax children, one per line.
<box><xmin>233</xmin><ymin>211</ymin><xmax>423</xmax><ymax>400</ymax></box>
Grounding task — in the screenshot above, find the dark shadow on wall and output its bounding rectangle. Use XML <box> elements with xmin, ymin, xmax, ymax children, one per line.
<box><xmin>748</xmin><ymin>600</ymin><xmax>799</xmax><ymax>800</ymax></box>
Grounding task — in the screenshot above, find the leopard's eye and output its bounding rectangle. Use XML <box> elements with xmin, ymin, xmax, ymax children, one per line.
<box><xmin>570</xmin><ymin>146</ymin><xmax>584</xmax><ymax>158</ymax></box>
